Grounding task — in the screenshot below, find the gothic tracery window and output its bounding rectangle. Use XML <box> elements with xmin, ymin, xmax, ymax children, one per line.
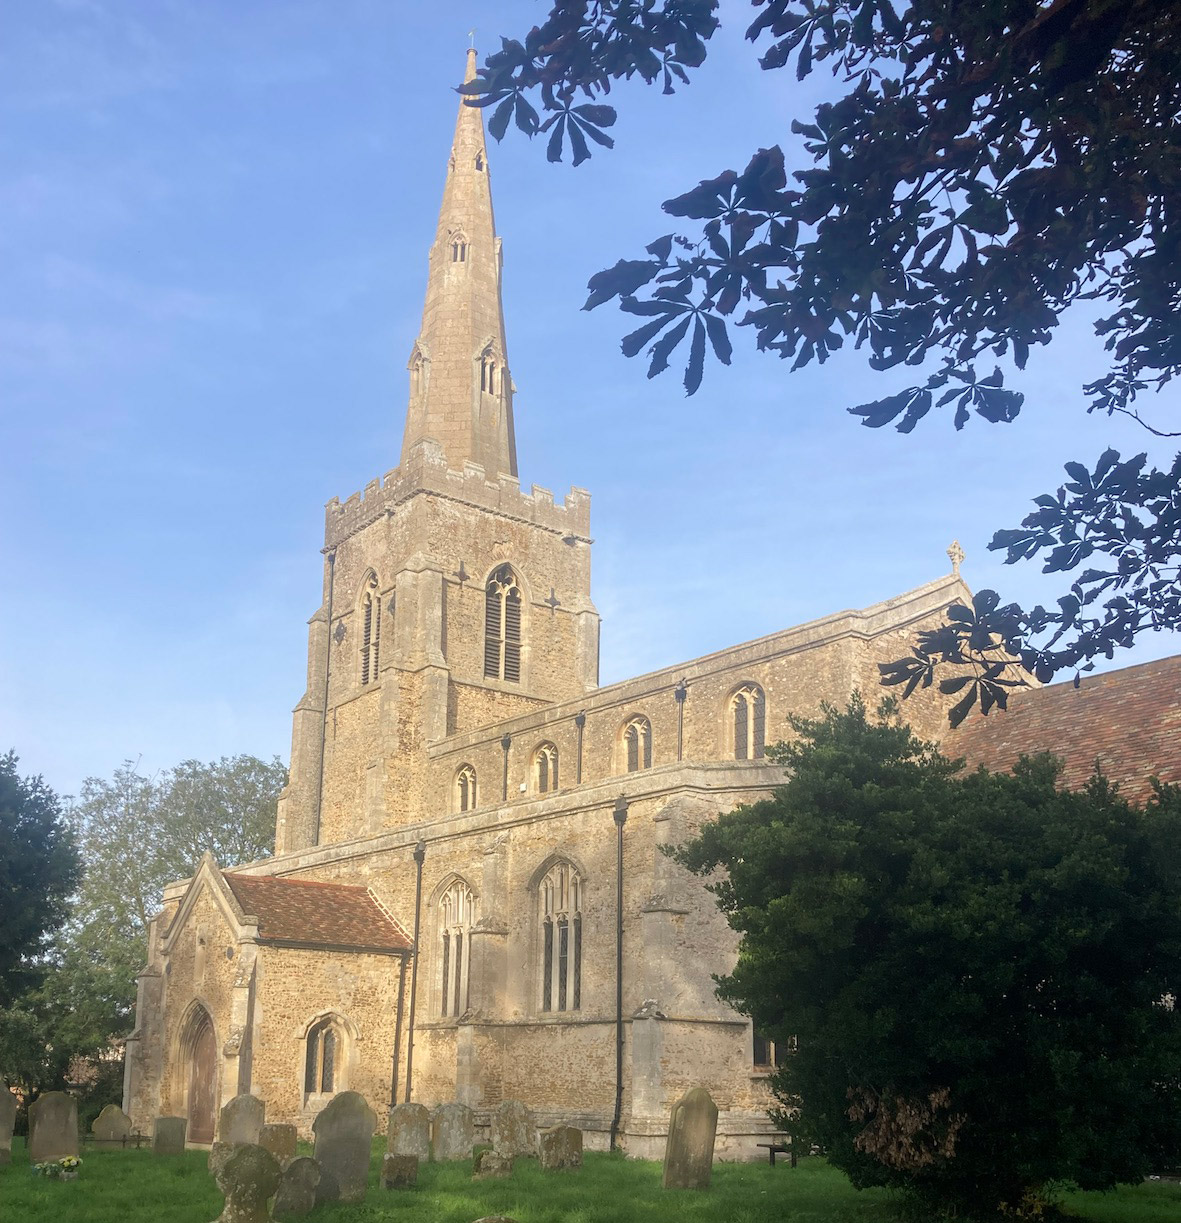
<box><xmin>534</xmin><ymin>742</ymin><xmax>559</xmax><ymax>793</ymax></box>
<box><xmin>451</xmin><ymin>233</ymin><xmax>468</xmax><ymax>262</ymax></box>
<box><xmin>304</xmin><ymin>1017</ymin><xmax>340</xmax><ymax>1095</ymax></box>
<box><xmin>360</xmin><ymin>573</ymin><xmax>380</xmax><ymax>685</ymax></box>
<box><xmin>484</xmin><ymin>565</ymin><xmax>522</xmax><ymax>683</ymax></box>
<box><xmin>732</xmin><ymin>684</ymin><xmax>766</xmax><ymax>760</ymax></box>
<box><xmin>539</xmin><ymin>861</ymin><xmax>582</xmax><ymax>1013</ymax></box>
<box><xmin>623</xmin><ymin>715</ymin><xmax>652</xmax><ymax>773</ymax></box>
<box><xmin>455</xmin><ymin>764</ymin><xmax>477</xmax><ymax>813</ymax></box>
<box><xmin>438</xmin><ymin>879</ymin><xmax>477</xmax><ymax>1018</ymax></box>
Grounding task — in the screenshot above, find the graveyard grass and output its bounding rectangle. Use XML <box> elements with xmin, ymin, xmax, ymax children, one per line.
<box><xmin>1</xmin><ymin>1139</ymin><xmax>1178</xmax><ymax>1222</ymax></box>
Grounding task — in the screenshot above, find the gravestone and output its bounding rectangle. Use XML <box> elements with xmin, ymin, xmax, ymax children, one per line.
<box><xmin>490</xmin><ymin>1099</ymin><xmax>535</xmax><ymax>1158</ymax></box>
<box><xmin>662</xmin><ymin>1087</ymin><xmax>718</xmax><ymax>1189</ymax></box>
<box><xmin>387</xmin><ymin>1101</ymin><xmax>430</xmax><ymax>1159</ymax></box>
<box><xmin>92</xmin><ymin>1103</ymin><xmax>133</xmax><ymax>1145</ymax></box>
<box><xmin>28</xmin><ymin>1091</ymin><xmax>79</xmax><ymax>1163</ymax></box>
<box><xmin>0</xmin><ymin>1085</ymin><xmax>16</xmax><ymax>1165</ymax></box>
<box><xmin>273</xmin><ymin>1156</ymin><xmax>321</xmax><ymax>1220</ymax></box>
<box><xmin>212</xmin><ymin>1142</ymin><xmax>281</xmax><ymax>1223</ymax></box>
<box><xmin>259</xmin><ymin>1123</ymin><xmax>298</xmax><ymax>1165</ymax></box>
<box><xmin>209</xmin><ymin>1141</ymin><xmax>235</xmax><ymax>1178</ymax></box>
<box><xmin>380</xmin><ymin>1152</ymin><xmax>419</xmax><ymax>1189</ymax></box>
<box><xmin>153</xmin><ymin>1115</ymin><xmax>188</xmax><ymax>1155</ymax></box>
<box><xmin>430</xmin><ymin>1101</ymin><xmax>474</xmax><ymax>1162</ymax></box>
<box><xmin>538</xmin><ymin>1124</ymin><xmax>582</xmax><ymax>1170</ymax></box>
<box><xmin>218</xmin><ymin>1094</ymin><xmax>265</xmax><ymax>1146</ymax></box>
<box><xmin>312</xmin><ymin>1090</ymin><xmax>376</xmax><ymax>1204</ymax></box>
<box><xmin>473</xmin><ymin>1149</ymin><xmax>513</xmax><ymax>1179</ymax></box>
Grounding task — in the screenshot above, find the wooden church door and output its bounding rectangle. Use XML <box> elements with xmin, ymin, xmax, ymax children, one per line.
<box><xmin>187</xmin><ymin>1010</ymin><xmax>217</xmax><ymax>1143</ymax></box>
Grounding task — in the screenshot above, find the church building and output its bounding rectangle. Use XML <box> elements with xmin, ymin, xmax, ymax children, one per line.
<box><xmin>123</xmin><ymin>51</ymin><xmax>978</xmax><ymax>1155</ymax></box>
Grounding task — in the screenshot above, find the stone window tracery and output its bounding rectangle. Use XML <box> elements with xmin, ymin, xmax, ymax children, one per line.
<box><xmin>455</xmin><ymin>764</ymin><xmax>477</xmax><ymax>813</ymax></box>
<box><xmin>534</xmin><ymin>742</ymin><xmax>559</xmax><ymax>793</ymax></box>
<box><xmin>539</xmin><ymin>861</ymin><xmax>581</xmax><ymax>1013</ymax></box>
<box><xmin>731</xmin><ymin>683</ymin><xmax>766</xmax><ymax>760</ymax></box>
<box><xmin>451</xmin><ymin>232</ymin><xmax>468</xmax><ymax>263</ymax></box>
<box><xmin>484</xmin><ymin>564</ymin><xmax>522</xmax><ymax>683</ymax></box>
<box><xmin>438</xmin><ymin>878</ymin><xmax>477</xmax><ymax>1018</ymax></box>
<box><xmin>623</xmin><ymin>715</ymin><xmax>652</xmax><ymax>773</ymax></box>
<box><xmin>304</xmin><ymin>1017</ymin><xmax>339</xmax><ymax>1095</ymax></box>
<box><xmin>359</xmin><ymin>572</ymin><xmax>380</xmax><ymax>685</ymax></box>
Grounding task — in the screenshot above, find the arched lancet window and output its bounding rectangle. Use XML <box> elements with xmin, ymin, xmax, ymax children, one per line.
<box><xmin>480</xmin><ymin>355</ymin><xmax>497</xmax><ymax>395</ymax></box>
<box><xmin>732</xmin><ymin>684</ymin><xmax>766</xmax><ymax>760</ymax></box>
<box><xmin>623</xmin><ymin>715</ymin><xmax>652</xmax><ymax>773</ymax></box>
<box><xmin>475</xmin><ymin>151</ymin><xmax>484</xmax><ymax>171</ymax></box>
<box><xmin>304</xmin><ymin>1017</ymin><xmax>339</xmax><ymax>1096</ymax></box>
<box><xmin>539</xmin><ymin>861</ymin><xmax>582</xmax><ymax>1013</ymax></box>
<box><xmin>484</xmin><ymin>565</ymin><xmax>522</xmax><ymax>683</ymax></box>
<box><xmin>360</xmin><ymin>573</ymin><xmax>380</xmax><ymax>685</ymax></box>
<box><xmin>451</xmin><ymin>232</ymin><xmax>468</xmax><ymax>262</ymax></box>
<box><xmin>534</xmin><ymin>742</ymin><xmax>559</xmax><ymax>793</ymax></box>
<box><xmin>455</xmin><ymin>764</ymin><xmax>477</xmax><ymax>813</ymax></box>
<box><xmin>439</xmin><ymin>879</ymin><xmax>477</xmax><ymax>1018</ymax></box>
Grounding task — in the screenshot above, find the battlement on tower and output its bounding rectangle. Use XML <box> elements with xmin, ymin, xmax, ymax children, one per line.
<box><xmin>324</xmin><ymin>438</ymin><xmax>591</xmax><ymax>549</ymax></box>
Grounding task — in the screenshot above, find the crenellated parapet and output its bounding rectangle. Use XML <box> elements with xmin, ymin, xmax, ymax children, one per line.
<box><xmin>324</xmin><ymin>439</ymin><xmax>592</xmax><ymax>550</ymax></box>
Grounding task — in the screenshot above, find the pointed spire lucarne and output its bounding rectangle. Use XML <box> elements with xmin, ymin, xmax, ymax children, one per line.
<box><xmin>401</xmin><ymin>48</ymin><xmax>517</xmax><ymax>478</ymax></box>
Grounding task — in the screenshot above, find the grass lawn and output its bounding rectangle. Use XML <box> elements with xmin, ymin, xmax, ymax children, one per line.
<box><xmin>1</xmin><ymin>1138</ymin><xmax>1177</xmax><ymax>1222</ymax></box>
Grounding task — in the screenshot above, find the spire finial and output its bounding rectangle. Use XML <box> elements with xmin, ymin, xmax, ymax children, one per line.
<box><xmin>947</xmin><ymin>540</ymin><xmax>965</xmax><ymax>575</ymax></box>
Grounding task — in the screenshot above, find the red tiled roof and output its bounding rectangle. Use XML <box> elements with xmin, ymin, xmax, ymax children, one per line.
<box><xmin>222</xmin><ymin>873</ymin><xmax>412</xmax><ymax>954</ymax></box>
<box><xmin>950</xmin><ymin>655</ymin><xmax>1181</xmax><ymax>805</ymax></box>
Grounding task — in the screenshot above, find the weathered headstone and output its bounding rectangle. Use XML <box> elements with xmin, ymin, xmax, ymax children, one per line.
<box><xmin>273</xmin><ymin>1156</ymin><xmax>321</xmax><ymax>1220</ymax></box>
<box><xmin>662</xmin><ymin>1087</ymin><xmax>718</xmax><ymax>1189</ymax></box>
<box><xmin>538</xmin><ymin>1124</ymin><xmax>582</xmax><ymax>1170</ymax></box>
<box><xmin>311</xmin><ymin>1090</ymin><xmax>377</xmax><ymax>1204</ymax></box>
<box><xmin>473</xmin><ymin>1149</ymin><xmax>513</xmax><ymax>1179</ymax></box>
<box><xmin>92</xmin><ymin>1103</ymin><xmax>133</xmax><ymax>1145</ymax></box>
<box><xmin>218</xmin><ymin>1094</ymin><xmax>266</xmax><ymax>1146</ymax></box>
<box><xmin>259</xmin><ymin>1123</ymin><xmax>298</xmax><ymax>1165</ymax></box>
<box><xmin>153</xmin><ymin>1114</ymin><xmax>188</xmax><ymax>1155</ymax></box>
<box><xmin>28</xmin><ymin>1091</ymin><xmax>79</xmax><ymax>1163</ymax></box>
<box><xmin>380</xmin><ymin>1152</ymin><xmax>419</xmax><ymax>1189</ymax></box>
<box><xmin>212</xmin><ymin>1142</ymin><xmax>281</xmax><ymax>1223</ymax></box>
<box><xmin>209</xmin><ymin>1141</ymin><xmax>236</xmax><ymax>1178</ymax></box>
<box><xmin>430</xmin><ymin>1101</ymin><xmax>475</xmax><ymax>1162</ymax></box>
<box><xmin>0</xmin><ymin>1086</ymin><xmax>16</xmax><ymax>1165</ymax></box>
<box><xmin>387</xmin><ymin>1101</ymin><xmax>430</xmax><ymax>1159</ymax></box>
<box><xmin>490</xmin><ymin>1099</ymin><xmax>535</xmax><ymax>1158</ymax></box>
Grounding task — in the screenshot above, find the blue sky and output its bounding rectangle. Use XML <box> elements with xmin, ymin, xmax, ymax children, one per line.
<box><xmin>3</xmin><ymin>0</ymin><xmax>1177</xmax><ymax>799</ymax></box>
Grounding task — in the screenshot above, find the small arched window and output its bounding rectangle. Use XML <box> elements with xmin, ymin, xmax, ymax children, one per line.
<box><xmin>304</xmin><ymin>1017</ymin><xmax>339</xmax><ymax>1095</ymax></box>
<box><xmin>455</xmin><ymin>764</ymin><xmax>477</xmax><ymax>813</ymax></box>
<box><xmin>475</xmin><ymin>151</ymin><xmax>484</xmax><ymax>171</ymax></box>
<box><xmin>484</xmin><ymin>565</ymin><xmax>522</xmax><ymax>683</ymax></box>
<box><xmin>534</xmin><ymin>743</ymin><xmax>559</xmax><ymax>793</ymax></box>
<box><xmin>439</xmin><ymin>879</ymin><xmax>477</xmax><ymax>1018</ymax></box>
<box><xmin>451</xmin><ymin>234</ymin><xmax>468</xmax><ymax>263</ymax></box>
<box><xmin>480</xmin><ymin>355</ymin><xmax>497</xmax><ymax>395</ymax></box>
<box><xmin>623</xmin><ymin>715</ymin><xmax>652</xmax><ymax>773</ymax></box>
<box><xmin>732</xmin><ymin>684</ymin><xmax>766</xmax><ymax>760</ymax></box>
<box><xmin>539</xmin><ymin>861</ymin><xmax>582</xmax><ymax>1013</ymax></box>
<box><xmin>360</xmin><ymin>573</ymin><xmax>380</xmax><ymax>685</ymax></box>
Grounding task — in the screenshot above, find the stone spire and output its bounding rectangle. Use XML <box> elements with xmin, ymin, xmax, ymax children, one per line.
<box><xmin>401</xmin><ymin>48</ymin><xmax>518</xmax><ymax>478</ymax></box>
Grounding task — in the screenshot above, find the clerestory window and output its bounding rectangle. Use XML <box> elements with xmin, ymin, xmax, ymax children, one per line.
<box><xmin>623</xmin><ymin>715</ymin><xmax>652</xmax><ymax>773</ymax></box>
<box><xmin>732</xmin><ymin>683</ymin><xmax>766</xmax><ymax>760</ymax></box>
<box><xmin>534</xmin><ymin>742</ymin><xmax>559</xmax><ymax>793</ymax></box>
<box><xmin>455</xmin><ymin>764</ymin><xmax>477</xmax><ymax>813</ymax></box>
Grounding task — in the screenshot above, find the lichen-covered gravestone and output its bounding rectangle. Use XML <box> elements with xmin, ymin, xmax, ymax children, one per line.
<box><xmin>473</xmin><ymin>1149</ymin><xmax>513</xmax><ymax>1179</ymax></box>
<box><xmin>662</xmin><ymin>1087</ymin><xmax>718</xmax><ymax>1189</ymax></box>
<box><xmin>92</xmin><ymin>1104</ymin><xmax>133</xmax><ymax>1145</ymax></box>
<box><xmin>490</xmin><ymin>1099</ymin><xmax>535</xmax><ymax>1158</ymax></box>
<box><xmin>387</xmin><ymin>1101</ymin><xmax>430</xmax><ymax>1159</ymax></box>
<box><xmin>212</xmin><ymin>1142</ymin><xmax>281</xmax><ymax>1223</ymax></box>
<box><xmin>0</xmin><ymin>1085</ymin><xmax>17</xmax><ymax>1165</ymax></box>
<box><xmin>312</xmin><ymin>1090</ymin><xmax>377</xmax><ymax>1204</ymax></box>
<box><xmin>380</xmin><ymin>1152</ymin><xmax>419</xmax><ymax>1189</ymax></box>
<box><xmin>218</xmin><ymin>1094</ymin><xmax>265</xmax><ymax>1146</ymax></box>
<box><xmin>538</xmin><ymin>1124</ymin><xmax>582</xmax><ymax>1171</ymax></box>
<box><xmin>28</xmin><ymin>1091</ymin><xmax>79</xmax><ymax>1163</ymax></box>
<box><xmin>153</xmin><ymin>1115</ymin><xmax>188</xmax><ymax>1155</ymax></box>
<box><xmin>259</xmin><ymin>1123</ymin><xmax>298</xmax><ymax>1165</ymax></box>
<box><xmin>273</xmin><ymin>1156</ymin><xmax>321</xmax><ymax>1220</ymax></box>
<box><xmin>430</xmin><ymin>1101</ymin><xmax>474</xmax><ymax>1162</ymax></box>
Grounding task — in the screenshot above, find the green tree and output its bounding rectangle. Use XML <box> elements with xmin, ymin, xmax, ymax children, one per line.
<box><xmin>0</xmin><ymin>752</ymin><xmax>80</xmax><ymax>1005</ymax></box>
<box><xmin>467</xmin><ymin>1</ymin><xmax>1181</xmax><ymax>704</ymax></box>
<box><xmin>673</xmin><ymin>698</ymin><xmax>1181</xmax><ymax>1216</ymax></box>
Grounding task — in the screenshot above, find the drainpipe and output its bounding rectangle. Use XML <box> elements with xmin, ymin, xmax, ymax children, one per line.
<box><xmin>609</xmin><ymin>794</ymin><xmax>628</xmax><ymax>1152</ymax></box>
<box><xmin>674</xmin><ymin>679</ymin><xmax>687</xmax><ymax>761</ymax></box>
<box><xmin>500</xmin><ymin>734</ymin><xmax>511</xmax><ymax>801</ymax></box>
<box><xmin>313</xmin><ymin>549</ymin><xmax>337</xmax><ymax>846</ymax></box>
<box><xmin>574</xmin><ymin>711</ymin><xmax>586</xmax><ymax>783</ymax></box>
<box><xmin>390</xmin><ymin>953</ymin><xmax>408</xmax><ymax>1107</ymax></box>
<box><xmin>404</xmin><ymin>839</ymin><xmax>426</xmax><ymax>1102</ymax></box>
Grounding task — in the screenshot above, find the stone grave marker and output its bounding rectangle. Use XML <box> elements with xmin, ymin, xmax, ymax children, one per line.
<box><xmin>662</xmin><ymin>1086</ymin><xmax>718</xmax><ymax>1189</ymax></box>
<box><xmin>0</xmin><ymin>1085</ymin><xmax>16</xmax><ymax>1165</ymax></box>
<box><xmin>473</xmin><ymin>1149</ymin><xmax>513</xmax><ymax>1179</ymax></box>
<box><xmin>273</xmin><ymin>1156</ymin><xmax>321</xmax><ymax>1220</ymax></box>
<box><xmin>212</xmin><ymin>1142</ymin><xmax>281</xmax><ymax>1223</ymax></box>
<box><xmin>153</xmin><ymin>1115</ymin><xmax>188</xmax><ymax>1154</ymax></box>
<box><xmin>209</xmin><ymin>1141</ymin><xmax>235</xmax><ymax>1178</ymax></box>
<box><xmin>312</xmin><ymin>1090</ymin><xmax>377</xmax><ymax>1204</ymax></box>
<box><xmin>538</xmin><ymin>1124</ymin><xmax>582</xmax><ymax>1170</ymax></box>
<box><xmin>259</xmin><ymin>1122</ymin><xmax>298</xmax><ymax>1165</ymax></box>
<box><xmin>28</xmin><ymin>1091</ymin><xmax>79</xmax><ymax>1163</ymax></box>
<box><xmin>387</xmin><ymin>1101</ymin><xmax>430</xmax><ymax>1159</ymax></box>
<box><xmin>430</xmin><ymin>1101</ymin><xmax>474</xmax><ymax>1162</ymax></box>
<box><xmin>490</xmin><ymin>1099</ymin><xmax>535</xmax><ymax>1158</ymax></box>
<box><xmin>92</xmin><ymin>1103</ymin><xmax>133</xmax><ymax>1145</ymax></box>
<box><xmin>218</xmin><ymin>1093</ymin><xmax>265</xmax><ymax>1146</ymax></box>
<box><xmin>380</xmin><ymin>1152</ymin><xmax>419</xmax><ymax>1189</ymax></box>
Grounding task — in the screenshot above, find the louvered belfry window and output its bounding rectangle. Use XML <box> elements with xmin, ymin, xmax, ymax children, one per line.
<box><xmin>733</xmin><ymin>684</ymin><xmax>766</xmax><ymax>760</ymax></box>
<box><xmin>360</xmin><ymin>573</ymin><xmax>380</xmax><ymax>685</ymax></box>
<box><xmin>624</xmin><ymin>716</ymin><xmax>652</xmax><ymax>773</ymax></box>
<box><xmin>484</xmin><ymin>565</ymin><xmax>522</xmax><ymax>683</ymax></box>
<box><xmin>540</xmin><ymin>862</ymin><xmax>582</xmax><ymax>1013</ymax></box>
<box><xmin>439</xmin><ymin>879</ymin><xmax>477</xmax><ymax>1018</ymax></box>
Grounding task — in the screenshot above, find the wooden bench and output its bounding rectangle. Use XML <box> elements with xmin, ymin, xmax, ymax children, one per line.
<box><xmin>756</xmin><ymin>1139</ymin><xmax>797</xmax><ymax>1167</ymax></box>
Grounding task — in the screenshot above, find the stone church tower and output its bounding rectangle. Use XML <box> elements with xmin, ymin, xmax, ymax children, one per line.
<box><xmin>124</xmin><ymin>53</ymin><xmax>972</xmax><ymax>1155</ymax></box>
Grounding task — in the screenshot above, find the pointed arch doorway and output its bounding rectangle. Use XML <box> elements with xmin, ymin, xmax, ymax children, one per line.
<box><xmin>185</xmin><ymin>1006</ymin><xmax>218</xmax><ymax>1143</ymax></box>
